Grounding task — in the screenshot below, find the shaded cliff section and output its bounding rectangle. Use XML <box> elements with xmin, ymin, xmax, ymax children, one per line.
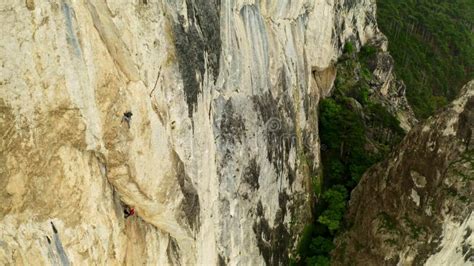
<box><xmin>294</xmin><ymin>39</ymin><xmax>416</xmax><ymax>265</ymax></box>
<box><xmin>172</xmin><ymin>0</ymin><xmax>221</xmax><ymax>119</ymax></box>
<box><xmin>332</xmin><ymin>81</ymin><xmax>474</xmax><ymax>265</ymax></box>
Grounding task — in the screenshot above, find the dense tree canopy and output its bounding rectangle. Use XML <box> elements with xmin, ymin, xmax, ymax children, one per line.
<box><xmin>293</xmin><ymin>45</ymin><xmax>405</xmax><ymax>265</ymax></box>
<box><xmin>377</xmin><ymin>0</ymin><xmax>474</xmax><ymax>118</ymax></box>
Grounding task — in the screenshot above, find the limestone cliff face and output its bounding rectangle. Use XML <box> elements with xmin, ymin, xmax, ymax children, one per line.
<box><xmin>333</xmin><ymin>81</ymin><xmax>474</xmax><ymax>265</ymax></box>
<box><xmin>1</xmin><ymin>0</ymin><xmax>381</xmax><ymax>264</ymax></box>
<box><xmin>370</xmin><ymin>47</ymin><xmax>417</xmax><ymax>131</ymax></box>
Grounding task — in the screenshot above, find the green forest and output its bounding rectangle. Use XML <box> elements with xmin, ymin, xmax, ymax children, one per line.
<box><xmin>294</xmin><ymin>43</ymin><xmax>405</xmax><ymax>265</ymax></box>
<box><xmin>377</xmin><ymin>0</ymin><xmax>474</xmax><ymax>118</ymax></box>
<box><xmin>294</xmin><ymin>0</ymin><xmax>473</xmax><ymax>265</ymax></box>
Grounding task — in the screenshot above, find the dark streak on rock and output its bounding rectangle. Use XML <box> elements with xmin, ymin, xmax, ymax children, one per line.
<box><xmin>303</xmin><ymin>91</ymin><xmax>310</xmax><ymax>122</ymax></box>
<box><xmin>243</xmin><ymin>158</ymin><xmax>260</xmax><ymax>190</ymax></box>
<box><xmin>462</xmin><ymin>244</ymin><xmax>474</xmax><ymax>262</ymax></box>
<box><xmin>166</xmin><ymin>237</ymin><xmax>182</xmax><ymax>266</ymax></box>
<box><xmin>279</xmin><ymin>192</ymin><xmax>289</xmax><ymax>218</ymax></box>
<box><xmin>464</xmin><ymin>227</ymin><xmax>472</xmax><ymax>241</ymax></box>
<box><xmin>251</xmin><ymin>91</ymin><xmax>295</xmax><ymax>174</ymax></box>
<box><xmin>462</xmin><ymin>227</ymin><xmax>474</xmax><ymax>262</ymax></box>
<box><xmin>220</xmin><ymin>98</ymin><xmax>246</xmax><ymax>145</ymax></box>
<box><xmin>457</xmin><ymin>96</ymin><xmax>474</xmax><ymax>149</ymax></box>
<box><xmin>218</xmin><ymin>254</ymin><xmax>227</xmax><ymax>266</ymax></box>
<box><xmin>250</xmin><ymin>69</ymin><xmax>300</xmax><ymax>188</ymax></box>
<box><xmin>173</xmin><ymin>151</ymin><xmax>200</xmax><ymax>231</ymax></box>
<box><xmin>252</xmin><ymin>200</ymin><xmax>290</xmax><ymax>265</ymax></box>
<box><xmin>288</xmin><ymin>167</ymin><xmax>297</xmax><ymax>187</ymax></box>
<box><xmin>343</xmin><ymin>0</ymin><xmax>358</xmax><ymax>9</ymax></box>
<box><xmin>172</xmin><ymin>0</ymin><xmax>221</xmax><ymax>119</ymax></box>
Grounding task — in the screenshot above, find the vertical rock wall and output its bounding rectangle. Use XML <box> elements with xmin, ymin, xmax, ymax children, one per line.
<box><xmin>0</xmin><ymin>0</ymin><xmax>379</xmax><ymax>264</ymax></box>
<box><xmin>332</xmin><ymin>82</ymin><xmax>474</xmax><ymax>265</ymax></box>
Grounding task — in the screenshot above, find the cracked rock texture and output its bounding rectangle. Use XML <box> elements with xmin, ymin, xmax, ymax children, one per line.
<box><xmin>333</xmin><ymin>81</ymin><xmax>474</xmax><ymax>265</ymax></box>
<box><xmin>1</xmin><ymin>0</ymin><xmax>385</xmax><ymax>264</ymax></box>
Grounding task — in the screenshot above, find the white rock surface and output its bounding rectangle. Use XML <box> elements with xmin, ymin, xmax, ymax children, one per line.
<box><xmin>425</xmin><ymin>213</ymin><xmax>474</xmax><ymax>266</ymax></box>
<box><xmin>0</xmin><ymin>0</ymin><xmax>380</xmax><ymax>264</ymax></box>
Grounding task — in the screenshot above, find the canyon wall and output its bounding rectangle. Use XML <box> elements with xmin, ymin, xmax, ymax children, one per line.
<box><xmin>1</xmin><ymin>0</ymin><xmax>382</xmax><ymax>264</ymax></box>
<box><xmin>333</xmin><ymin>81</ymin><xmax>474</xmax><ymax>265</ymax></box>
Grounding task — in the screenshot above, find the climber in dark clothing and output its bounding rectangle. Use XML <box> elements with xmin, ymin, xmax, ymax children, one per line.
<box><xmin>124</xmin><ymin>206</ymin><xmax>135</xmax><ymax>218</ymax></box>
<box><xmin>122</xmin><ymin>111</ymin><xmax>133</xmax><ymax>128</ymax></box>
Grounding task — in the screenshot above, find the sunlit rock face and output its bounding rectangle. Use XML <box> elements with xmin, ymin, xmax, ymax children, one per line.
<box><xmin>0</xmin><ymin>0</ymin><xmax>380</xmax><ymax>264</ymax></box>
<box><xmin>333</xmin><ymin>81</ymin><xmax>474</xmax><ymax>265</ymax></box>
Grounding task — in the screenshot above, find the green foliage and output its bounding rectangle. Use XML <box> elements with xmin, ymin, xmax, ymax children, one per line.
<box><xmin>318</xmin><ymin>186</ymin><xmax>348</xmax><ymax>233</ymax></box>
<box><xmin>295</xmin><ymin>45</ymin><xmax>406</xmax><ymax>265</ymax></box>
<box><xmin>356</xmin><ymin>85</ymin><xmax>370</xmax><ymax>105</ymax></box>
<box><xmin>343</xmin><ymin>41</ymin><xmax>355</xmax><ymax>54</ymax></box>
<box><xmin>312</xmin><ymin>175</ymin><xmax>323</xmax><ymax>196</ymax></box>
<box><xmin>367</xmin><ymin>102</ymin><xmax>405</xmax><ymax>135</ymax></box>
<box><xmin>377</xmin><ymin>0</ymin><xmax>474</xmax><ymax>118</ymax></box>
<box><xmin>319</xmin><ymin>96</ymin><xmax>381</xmax><ymax>187</ymax></box>
<box><xmin>296</xmin><ymin>225</ymin><xmax>316</xmax><ymax>259</ymax></box>
<box><xmin>319</xmin><ymin>99</ymin><xmax>344</xmax><ymax>151</ymax></box>
<box><xmin>306</xmin><ymin>255</ymin><xmax>330</xmax><ymax>266</ymax></box>
<box><xmin>309</xmin><ymin>236</ymin><xmax>335</xmax><ymax>255</ymax></box>
<box><xmin>403</xmin><ymin>216</ymin><xmax>425</xmax><ymax>239</ymax></box>
<box><xmin>377</xmin><ymin>212</ymin><xmax>398</xmax><ymax>233</ymax></box>
<box><xmin>360</xmin><ymin>45</ymin><xmax>377</xmax><ymax>61</ymax></box>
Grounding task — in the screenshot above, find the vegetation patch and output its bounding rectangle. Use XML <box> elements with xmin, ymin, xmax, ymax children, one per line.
<box><xmin>403</xmin><ymin>216</ymin><xmax>425</xmax><ymax>240</ymax></box>
<box><xmin>293</xmin><ymin>44</ymin><xmax>405</xmax><ymax>265</ymax></box>
<box><xmin>377</xmin><ymin>0</ymin><xmax>474</xmax><ymax>118</ymax></box>
<box><xmin>377</xmin><ymin>212</ymin><xmax>399</xmax><ymax>233</ymax></box>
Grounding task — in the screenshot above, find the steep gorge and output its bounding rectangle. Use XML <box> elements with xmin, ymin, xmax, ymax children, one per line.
<box><xmin>333</xmin><ymin>81</ymin><xmax>474</xmax><ymax>265</ymax></box>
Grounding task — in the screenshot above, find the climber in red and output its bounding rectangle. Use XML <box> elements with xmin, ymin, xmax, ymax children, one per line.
<box><xmin>124</xmin><ymin>206</ymin><xmax>135</xmax><ymax>218</ymax></box>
